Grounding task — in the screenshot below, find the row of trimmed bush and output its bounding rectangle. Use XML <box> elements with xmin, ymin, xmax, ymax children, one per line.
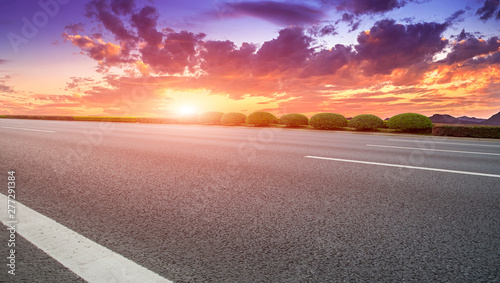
<box><xmin>180</xmin><ymin>111</ymin><xmax>435</xmax><ymax>132</ymax></box>
<box><xmin>433</xmin><ymin>125</ymin><xmax>500</xmax><ymax>139</ymax></box>
<box><xmin>3</xmin><ymin>113</ymin><xmax>499</xmax><ymax>138</ymax></box>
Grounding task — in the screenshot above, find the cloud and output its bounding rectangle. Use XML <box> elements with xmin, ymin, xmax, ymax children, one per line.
<box><xmin>0</xmin><ymin>75</ymin><xmax>14</xmax><ymax>93</ymax></box>
<box><xmin>476</xmin><ymin>0</ymin><xmax>500</xmax><ymax>21</ymax></box>
<box><xmin>63</xmin><ymin>34</ymin><xmax>131</xmax><ymax>72</ymax></box>
<box><xmin>354</xmin><ymin>19</ymin><xmax>448</xmax><ymax>75</ymax></box>
<box><xmin>139</xmin><ymin>30</ymin><xmax>206</xmax><ymax>74</ymax></box>
<box><xmin>64</xmin><ymin>23</ymin><xmax>85</xmax><ymax>34</ymax></box>
<box><xmin>68</xmin><ymin>2</ymin><xmax>206</xmax><ymax>75</ymax></box>
<box><xmin>32</xmin><ymin>94</ymin><xmax>79</xmax><ymax>102</ymax></box>
<box><xmin>302</xmin><ymin>44</ymin><xmax>354</xmax><ymax>77</ymax></box>
<box><xmin>445</xmin><ymin>9</ymin><xmax>466</xmax><ymax>25</ymax></box>
<box><xmin>466</xmin><ymin>50</ymin><xmax>500</xmax><ymax>66</ymax></box>
<box><xmin>65</xmin><ymin>77</ymin><xmax>96</xmax><ymax>91</ymax></box>
<box><xmin>307</xmin><ymin>24</ymin><xmax>338</xmax><ymax>37</ymax></box>
<box><xmin>131</xmin><ymin>6</ymin><xmax>163</xmax><ymax>45</ymax></box>
<box><xmin>254</xmin><ymin>27</ymin><xmax>314</xmax><ymax>75</ymax></box>
<box><xmin>216</xmin><ymin>1</ymin><xmax>325</xmax><ymax>26</ymax></box>
<box><xmin>199</xmin><ymin>40</ymin><xmax>256</xmax><ymax>76</ymax></box>
<box><xmin>85</xmin><ymin>0</ymin><xmax>137</xmax><ymax>41</ymax></box>
<box><xmin>0</xmin><ymin>84</ymin><xmax>14</xmax><ymax>93</ymax></box>
<box><xmin>320</xmin><ymin>0</ymin><xmax>407</xmax><ymax>15</ymax></box>
<box><xmin>57</xmin><ymin>0</ymin><xmax>500</xmax><ymax>118</ymax></box>
<box><xmin>440</xmin><ymin>31</ymin><xmax>500</xmax><ymax>65</ymax></box>
<box><xmin>110</xmin><ymin>0</ymin><xmax>136</xmax><ymax>15</ymax></box>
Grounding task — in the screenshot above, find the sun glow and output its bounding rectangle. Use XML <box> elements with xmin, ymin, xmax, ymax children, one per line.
<box><xmin>178</xmin><ymin>105</ymin><xmax>197</xmax><ymax>115</ymax></box>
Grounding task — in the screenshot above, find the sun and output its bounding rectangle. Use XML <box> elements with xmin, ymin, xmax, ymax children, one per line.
<box><xmin>178</xmin><ymin>105</ymin><xmax>197</xmax><ymax>115</ymax></box>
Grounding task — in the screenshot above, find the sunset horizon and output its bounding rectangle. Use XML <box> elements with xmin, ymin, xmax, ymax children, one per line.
<box><xmin>1</xmin><ymin>0</ymin><xmax>500</xmax><ymax>119</ymax></box>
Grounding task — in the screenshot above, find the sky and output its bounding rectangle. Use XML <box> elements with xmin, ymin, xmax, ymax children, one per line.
<box><xmin>0</xmin><ymin>0</ymin><xmax>499</xmax><ymax>119</ymax></box>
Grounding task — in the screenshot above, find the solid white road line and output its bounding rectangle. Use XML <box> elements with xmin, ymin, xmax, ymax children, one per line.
<box><xmin>0</xmin><ymin>194</ymin><xmax>172</xmax><ymax>283</ymax></box>
<box><xmin>387</xmin><ymin>139</ymin><xmax>500</xmax><ymax>148</ymax></box>
<box><xmin>305</xmin><ymin>156</ymin><xmax>500</xmax><ymax>178</ymax></box>
<box><xmin>1</xmin><ymin>126</ymin><xmax>55</xmax><ymax>133</ymax></box>
<box><xmin>366</xmin><ymin>144</ymin><xmax>500</xmax><ymax>156</ymax></box>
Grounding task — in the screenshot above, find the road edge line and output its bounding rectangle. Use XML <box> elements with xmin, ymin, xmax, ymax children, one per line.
<box><xmin>0</xmin><ymin>194</ymin><xmax>172</xmax><ymax>283</ymax></box>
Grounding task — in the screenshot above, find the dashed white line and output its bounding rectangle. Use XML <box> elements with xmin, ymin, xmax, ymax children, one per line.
<box><xmin>0</xmin><ymin>194</ymin><xmax>172</xmax><ymax>283</ymax></box>
<box><xmin>367</xmin><ymin>144</ymin><xmax>500</xmax><ymax>156</ymax></box>
<box><xmin>387</xmin><ymin>138</ymin><xmax>500</xmax><ymax>148</ymax></box>
<box><xmin>305</xmin><ymin>156</ymin><xmax>500</xmax><ymax>178</ymax></box>
<box><xmin>1</xmin><ymin>126</ymin><xmax>55</xmax><ymax>133</ymax></box>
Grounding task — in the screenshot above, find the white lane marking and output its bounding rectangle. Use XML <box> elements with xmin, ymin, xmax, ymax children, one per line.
<box><xmin>388</xmin><ymin>139</ymin><xmax>500</xmax><ymax>148</ymax></box>
<box><xmin>0</xmin><ymin>194</ymin><xmax>172</xmax><ymax>283</ymax></box>
<box><xmin>305</xmin><ymin>156</ymin><xmax>500</xmax><ymax>178</ymax></box>
<box><xmin>1</xmin><ymin>126</ymin><xmax>55</xmax><ymax>133</ymax></box>
<box><xmin>367</xmin><ymin>144</ymin><xmax>500</xmax><ymax>156</ymax></box>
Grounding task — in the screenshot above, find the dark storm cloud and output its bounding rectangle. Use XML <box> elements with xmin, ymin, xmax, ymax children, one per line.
<box><xmin>218</xmin><ymin>1</ymin><xmax>325</xmax><ymax>26</ymax></box>
<box><xmin>354</xmin><ymin>19</ymin><xmax>448</xmax><ymax>75</ymax></box>
<box><xmin>476</xmin><ymin>0</ymin><xmax>500</xmax><ymax>21</ymax></box>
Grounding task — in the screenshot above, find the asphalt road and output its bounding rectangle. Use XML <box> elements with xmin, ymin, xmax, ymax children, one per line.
<box><xmin>1</xmin><ymin>118</ymin><xmax>499</xmax><ymax>282</ymax></box>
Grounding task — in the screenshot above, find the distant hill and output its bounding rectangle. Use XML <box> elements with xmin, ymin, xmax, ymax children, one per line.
<box><xmin>429</xmin><ymin>114</ymin><xmax>464</xmax><ymax>124</ymax></box>
<box><xmin>457</xmin><ymin>116</ymin><xmax>486</xmax><ymax>123</ymax></box>
<box><xmin>481</xmin><ymin>111</ymin><xmax>500</xmax><ymax>125</ymax></box>
<box><xmin>428</xmin><ymin>112</ymin><xmax>500</xmax><ymax>125</ymax></box>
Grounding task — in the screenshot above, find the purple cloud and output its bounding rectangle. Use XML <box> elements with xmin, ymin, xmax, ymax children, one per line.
<box><xmin>220</xmin><ymin>1</ymin><xmax>325</xmax><ymax>26</ymax></box>
<box><xmin>85</xmin><ymin>0</ymin><xmax>136</xmax><ymax>41</ymax></box>
<box><xmin>110</xmin><ymin>0</ymin><xmax>136</xmax><ymax>15</ymax></box>
<box><xmin>131</xmin><ymin>6</ymin><xmax>163</xmax><ymax>45</ymax></box>
<box><xmin>476</xmin><ymin>0</ymin><xmax>500</xmax><ymax>21</ymax></box>
<box><xmin>355</xmin><ymin>19</ymin><xmax>448</xmax><ymax>75</ymax></box>
<box><xmin>321</xmin><ymin>0</ymin><xmax>407</xmax><ymax>15</ymax></box>
<box><xmin>441</xmin><ymin>31</ymin><xmax>500</xmax><ymax>64</ymax></box>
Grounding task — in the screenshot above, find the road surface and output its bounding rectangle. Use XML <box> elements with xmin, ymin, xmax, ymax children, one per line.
<box><xmin>1</xmin><ymin>119</ymin><xmax>499</xmax><ymax>282</ymax></box>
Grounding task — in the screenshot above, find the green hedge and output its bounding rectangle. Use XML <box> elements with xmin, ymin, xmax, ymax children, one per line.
<box><xmin>279</xmin><ymin>113</ymin><xmax>309</xmax><ymax>127</ymax></box>
<box><xmin>221</xmin><ymin>112</ymin><xmax>247</xmax><ymax>125</ymax></box>
<box><xmin>387</xmin><ymin>113</ymin><xmax>433</xmax><ymax>132</ymax></box>
<box><xmin>245</xmin><ymin>111</ymin><xmax>278</xmax><ymax>126</ymax></box>
<box><xmin>198</xmin><ymin>112</ymin><xmax>224</xmax><ymax>124</ymax></box>
<box><xmin>348</xmin><ymin>114</ymin><xmax>384</xmax><ymax>130</ymax></box>
<box><xmin>309</xmin><ymin>113</ymin><xmax>347</xmax><ymax>130</ymax></box>
<box><xmin>433</xmin><ymin>125</ymin><xmax>500</xmax><ymax>139</ymax></box>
